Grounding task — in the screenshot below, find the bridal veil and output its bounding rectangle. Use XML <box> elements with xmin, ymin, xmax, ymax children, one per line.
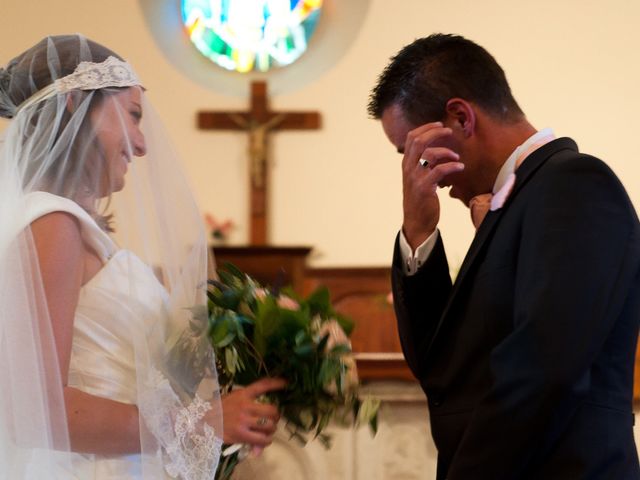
<box><xmin>0</xmin><ymin>34</ymin><xmax>223</xmax><ymax>479</ymax></box>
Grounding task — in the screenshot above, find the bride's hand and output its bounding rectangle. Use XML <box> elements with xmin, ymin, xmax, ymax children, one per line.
<box><xmin>220</xmin><ymin>378</ymin><xmax>286</xmax><ymax>448</ymax></box>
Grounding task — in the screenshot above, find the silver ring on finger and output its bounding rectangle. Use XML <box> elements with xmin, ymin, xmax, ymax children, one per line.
<box><xmin>419</xmin><ymin>158</ymin><xmax>429</xmax><ymax>167</ymax></box>
<box><xmin>257</xmin><ymin>416</ymin><xmax>268</xmax><ymax>427</ymax></box>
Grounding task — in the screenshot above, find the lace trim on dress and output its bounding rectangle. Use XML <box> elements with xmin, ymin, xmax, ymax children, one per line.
<box><xmin>139</xmin><ymin>369</ymin><xmax>222</xmax><ymax>480</ymax></box>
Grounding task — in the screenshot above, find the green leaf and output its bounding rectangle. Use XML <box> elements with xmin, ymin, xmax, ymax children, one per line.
<box><xmin>293</xmin><ymin>343</ymin><xmax>314</xmax><ymax>357</ymax></box>
<box><xmin>357</xmin><ymin>396</ymin><xmax>381</xmax><ymax>430</ymax></box>
<box><xmin>253</xmin><ymin>297</ymin><xmax>277</xmax><ymax>356</ymax></box>
<box><xmin>207</xmin><ymin>279</ymin><xmax>227</xmax><ymax>293</ymax></box>
<box><xmin>217</xmin><ymin>269</ymin><xmax>237</xmax><ymax>287</ymax></box>
<box><xmin>220</xmin><ymin>262</ymin><xmax>247</xmax><ymax>282</ymax></box>
<box><xmin>319</xmin><ymin>357</ymin><xmax>341</xmax><ymax>382</ymax></box>
<box><xmin>317</xmin><ymin>333</ymin><xmax>329</xmax><ymax>352</ymax></box>
<box><xmin>369</xmin><ymin>414</ymin><xmax>378</xmax><ymax>435</ymax></box>
<box><xmin>210</xmin><ymin>317</ymin><xmax>229</xmax><ymax>343</ymax></box>
<box><xmin>315</xmin><ymin>411</ymin><xmax>331</xmax><ymax>437</ymax></box>
<box><xmin>329</xmin><ymin>344</ymin><xmax>352</xmax><ymax>356</ymax></box>
<box><xmin>215</xmin><ymin>449</ymin><xmax>240</xmax><ymax>480</ymax></box>
<box><xmin>306</xmin><ymin>286</ymin><xmax>331</xmax><ymax>316</ymax></box>
<box><xmin>224</xmin><ymin>347</ymin><xmax>238</xmax><ymax>376</ymax></box>
<box><xmin>294</xmin><ymin>330</ymin><xmax>307</xmax><ymax>346</ymax></box>
<box><xmin>335</xmin><ymin>313</ymin><xmax>354</xmax><ymax>336</ymax></box>
<box><xmin>317</xmin><ymin>433</ymin><xmax>332</xmax><ymax>449</ymax></box>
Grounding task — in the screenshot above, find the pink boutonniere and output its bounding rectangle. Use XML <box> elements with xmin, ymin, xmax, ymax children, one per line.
<box><xmin>469</xmin><ymin>173</ymin><xmax>517</xmax><ymax>229</ymax></box>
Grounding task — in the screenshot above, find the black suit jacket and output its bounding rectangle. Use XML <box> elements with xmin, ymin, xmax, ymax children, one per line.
<box><xmin>392</xmin><ymin>138</ymin><xmax>640</xmax><ymax>479</ymax></box>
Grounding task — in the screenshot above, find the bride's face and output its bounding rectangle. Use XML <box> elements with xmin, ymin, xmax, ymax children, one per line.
<box><xmin>90</xmin><ymin>86</ymin><xmax>146</xmax><ymax>195</ymax></box>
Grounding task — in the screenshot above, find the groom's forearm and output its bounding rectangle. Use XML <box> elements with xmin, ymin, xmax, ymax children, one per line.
<box><xmin>392</xmin><ymin>234</ymin><xmax>451</xmax><ymax>379</ymax></box>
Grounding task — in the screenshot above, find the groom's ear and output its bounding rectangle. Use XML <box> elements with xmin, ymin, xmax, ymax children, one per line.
<box><xmin>444</xmin><ymin>98</ymin><xmax>475</xmax><ymax>138</ymax></box>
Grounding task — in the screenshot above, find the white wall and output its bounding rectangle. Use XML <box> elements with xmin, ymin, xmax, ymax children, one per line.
<box><xmin>2</xmin><ymin>0</ymin><xmax>639</xmax><ymax>268</ymax></box>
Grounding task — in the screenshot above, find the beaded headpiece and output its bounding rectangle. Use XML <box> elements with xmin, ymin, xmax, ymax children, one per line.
<box><xmin>16</xmin><ymin>56</ymin><xmax>141</xmax><ymax>113</ymax></box>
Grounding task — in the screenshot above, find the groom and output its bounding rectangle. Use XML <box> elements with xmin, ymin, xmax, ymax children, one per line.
<box><xmin>369</xmin><ymin>33</ymin><xmax>640</xmax><ymax>479</ymax></box>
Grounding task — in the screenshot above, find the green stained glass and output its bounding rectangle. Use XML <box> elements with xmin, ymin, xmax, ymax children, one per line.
<box><xmin>181</xmin><ymin>0</ymin><xmax>323</xmax><ymax>73</ymax></box>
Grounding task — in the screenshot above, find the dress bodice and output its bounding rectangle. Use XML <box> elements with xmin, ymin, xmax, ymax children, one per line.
<box><xmin>70</xmin><ymin>249</ymin><xmax>169</xmax><ymax>405</ymax></box>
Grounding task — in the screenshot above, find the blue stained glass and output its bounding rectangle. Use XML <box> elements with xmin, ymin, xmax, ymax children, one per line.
<box><xmin>181</xmin><ymin>0</ymin><xmax>323</xmax><ymax>73</ymax></box>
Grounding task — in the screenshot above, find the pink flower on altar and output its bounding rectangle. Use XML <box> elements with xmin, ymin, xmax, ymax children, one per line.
<box><xmin>204</xmin><ymin>213</ymin><xmax>234</xmax><ymax>242</ymax></box>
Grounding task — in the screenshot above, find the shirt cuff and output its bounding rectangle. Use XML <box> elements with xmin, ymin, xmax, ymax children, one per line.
<box><xmin>398</xmin><ymin>229</ymin><xmax>439</xmax><ymax>276</ymax></box>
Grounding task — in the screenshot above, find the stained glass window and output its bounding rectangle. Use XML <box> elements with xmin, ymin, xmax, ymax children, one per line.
<box><xmin>181</xmin><ymin>0</ymin><xmax>323</xmax><ymax>73</ymax></box>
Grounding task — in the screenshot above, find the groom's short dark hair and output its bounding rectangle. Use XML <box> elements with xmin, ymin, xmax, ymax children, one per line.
<box><xmin>368</xmin><ymin>33</ymin><xmax>524</xmax><ymax>125</ymax></box>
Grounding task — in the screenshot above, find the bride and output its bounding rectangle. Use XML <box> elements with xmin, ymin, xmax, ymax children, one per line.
<box><xmin>0</xmin><ymin>34</ymin><xmax>283</xmax><ymax>479</ymax></box>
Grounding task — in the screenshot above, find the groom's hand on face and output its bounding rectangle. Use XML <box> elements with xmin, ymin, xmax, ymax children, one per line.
<box><xmin>401</xmin><ymin>122</ymin><xmax>464</xmax><ymax>250</ymax></box>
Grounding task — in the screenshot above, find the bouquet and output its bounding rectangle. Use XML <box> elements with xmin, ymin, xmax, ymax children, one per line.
<box><xmin>209</xmin><ymin>264</ymin><xmax>379</xmax><ymax>479</ymax></box>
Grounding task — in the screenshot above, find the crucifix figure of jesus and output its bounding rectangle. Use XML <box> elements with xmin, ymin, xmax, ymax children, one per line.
<box><xmin>198</xmin><ymin>81</ymin><xmax>321</xmax><ymax>245</ymax></box>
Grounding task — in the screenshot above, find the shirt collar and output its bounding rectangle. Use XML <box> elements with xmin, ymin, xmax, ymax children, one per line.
<box><xmin>493</xmin><ymin>128</ymin><xmax>555</xmax><ymax>194</ymax></box>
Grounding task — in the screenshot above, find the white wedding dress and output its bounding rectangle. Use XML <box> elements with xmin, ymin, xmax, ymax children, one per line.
<box><xmin>24</xmin><ymin>191</ymin><xmax>172</xmax><ymax>479</ymax></box>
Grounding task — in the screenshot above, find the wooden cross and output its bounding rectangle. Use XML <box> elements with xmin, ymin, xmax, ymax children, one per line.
<box><xmin>198</xmin><ymin>81</ymin><xmax>321</xmax><ymax>246</ymax></box>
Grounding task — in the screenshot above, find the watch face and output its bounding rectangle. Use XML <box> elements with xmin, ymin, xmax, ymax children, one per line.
<box><xmin>181</xmin><ymin>0</ymin><xmax>324</xmax><ymax>73</ymax></box>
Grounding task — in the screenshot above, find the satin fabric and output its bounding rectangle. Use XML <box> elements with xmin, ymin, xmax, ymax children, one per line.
<box><xmin>24</xmin><ymin>191</ymin><xmax>170</xmax><ymax>479</ymax></box>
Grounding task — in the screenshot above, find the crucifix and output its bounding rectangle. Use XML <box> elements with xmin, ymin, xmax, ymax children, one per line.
<box><xmin>198</xmin><ymin>81</ymin><xmax>321</xmax><ymax>245</ymax></box>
